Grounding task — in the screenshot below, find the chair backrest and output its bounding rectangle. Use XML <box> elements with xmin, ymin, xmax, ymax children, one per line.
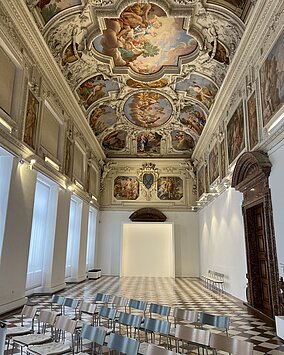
<box><xmin>199</xmin><ymin>312</ymin><xmax>230</xmax><ymax>334</ymax></box>
<box><xmin>209</xmin><ymin>333</ymin><xmax>254</xmax><ymax>355</ymax></box>
<box><xmin>128</xmin><ymin>299</ymin><xmax>147</xmax><ymax>316</ymax></box>
<box><xmin>118</xmin><ymin>312</ymin><xmax>143</xmax><ymax>329</ymax></box>
<box><xmin>172</xmin><ymin>307</ymin><xmax>198</xmax><ymax>325</ymax></box>
<box><xmin>94</xmin><ymin>292</ymin><xmax>111</xmax><ymax>304</ymax></box>
<box><xmin>54</xmin><ymin>315</ymin><xmax>77</xmax><ymax>334</ymax></box>
<box><xmin>98</xmin><ymin>306</ymin><xmax>117</xmax><ymax>321</ymax></box>
<box><xmin>112</xmin><ymin>295</ymin><xmax>129</xmax><ymax>310</ymax></box>
<box><xmin>143</xmin><ymin>317</ymin><xmax>171</xmax><ymax>335</ymax></box>
<box><xmin>50</xmin><ymin>294</ymin><xmax>65</xmax><ymax>313</ymax></box>
<box><xmin>78</xmin><ymin>301</ymin><xmax>97</xmax><ymax>315</ymax></box>
<box><xmin>149</xmin><ymin>303</ymin><xmax>171</xmax><ymax>320</ymax></box>
<box><xmin>80</xmin><ymin>323</ymin><xmax>107</xmax><ymax>346</ymax></box>
<box><xmin>175</xmin><ymin>324</ymin><xmax>210</xmax><ymax>347</ymax></box>
<box><xmin>36</xmin><ymin>310</ymin><xmax>58</xmax><ymax>334</ymax></box>
<box><xmin>20</xmin><ymin>305</ymin><xmax>38</xmax><ymax>327</ymax></box>
<box><xmin>107</xmin><ymin>333</ymin><xmax>140</xmax><ymax>355</ymax></box>
<box><xmin>146</xmin><ymin>344</ymin><xmax>178</xmax><ymax>355</ymax></box>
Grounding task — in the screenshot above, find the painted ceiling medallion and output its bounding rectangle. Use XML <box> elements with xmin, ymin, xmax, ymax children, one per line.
<box><xmin>124</xmin><ymin>92</ymin><xmax>172</xmax><ymax>128</ymax></box>
<box><xmin>93</xmin><ymin>3</ymin><xmax>198</xmax><ymax>75</ymax></box>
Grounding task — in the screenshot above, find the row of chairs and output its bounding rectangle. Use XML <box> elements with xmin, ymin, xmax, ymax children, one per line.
<box><xmin>4</xmin><ymin>294</ymin><xmax>252</xmax><ymax>354</ymax></box>
<box><xmin>50</xmin><ymin>293</ymin><xmax>230</xmax><ymax>334</ymax></box>
<box><xmin>10</xmin><ymin>313</ymin><xmax>253</xmax><ymax>355</ymax></box>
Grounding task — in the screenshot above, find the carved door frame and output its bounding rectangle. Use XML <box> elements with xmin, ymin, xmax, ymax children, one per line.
<box><xmin>232</xmin><ymin>151</ymin><xmax>280</xmax><ymax>319</ymax></box>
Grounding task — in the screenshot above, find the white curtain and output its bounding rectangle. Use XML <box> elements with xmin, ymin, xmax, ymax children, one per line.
<box><xmin>65</xmin><ymin>196</ymin><xmax>82</xmax><ymax>279</ymax></box>
<box><xmin>0</xmin><ymin>152</ymin><xmax>13</xmax><ymax>258</ymax></box>
<box><xmin>86</xmin><ymin>207</ymin><xmax>97</xmax><ymax>271</ymax></box>
<box><xmin>26</xmin><ymin>180</ymin><xmax>50</xmax><ymax>290</ymax></box>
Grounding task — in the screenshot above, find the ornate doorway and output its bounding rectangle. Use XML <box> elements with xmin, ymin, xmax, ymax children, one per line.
<box><xmin>232</xmin><ymin>151</ymin><xmax>281</xmax><ymax>319</ymax></box>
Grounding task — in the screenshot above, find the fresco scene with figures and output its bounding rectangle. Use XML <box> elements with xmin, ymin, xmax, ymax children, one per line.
<box><xmin>93</xmin><ymin>3</ymin><xmax>198</xmax><ymax>74</ymax></box>
<box><xmin>114</xmin><ymin>176</ymin><xmax>139</xmax><ymax>200</ymax></box>
<box><xmin>157</xmin><ymin>177</ymin><xmax>183</xmax><ymax>200</ymax></box>
<box><xmin>260</xmin><ymin>30</ymin><xmax>284</xmax><ymax>127</ymax></box>
<box><xmin>227</xmin><ymin>101</ymin><xmax>245</xmax><ymax>165</ymax></box>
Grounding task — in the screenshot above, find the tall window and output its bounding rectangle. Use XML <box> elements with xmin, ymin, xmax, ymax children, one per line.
<box><xmin>0</xmin><ymin>148</ymin><xmax>13</xmax><ymax>259</ymax></box>
<box><xmin>26</xmin><ymin>174</ymin><xmax>58</xmax><ymax>292</ymax></box>
<box><xmin>86</xmin><ymin>207</ymin><xmax>97</xmax><ymax>271</ymax></box>
<box><xmin>65</xmin><ymin>195</ymin><xmax>82</xmax><ymax>279</ymax></box>
<box><xmin>26</xmin><ymin>180</ymin><xmax>50</xmax><ymax>290</ymax></box>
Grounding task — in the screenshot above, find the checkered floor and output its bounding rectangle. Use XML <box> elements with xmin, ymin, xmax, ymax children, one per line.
<box><xmin>1</xmin><ymin>276</ymin><xmax>284</xmax><ymax>354</ymax></box>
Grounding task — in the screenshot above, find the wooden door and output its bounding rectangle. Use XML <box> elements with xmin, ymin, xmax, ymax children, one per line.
<box><xmin>253</xmin><ymin>205</ymin><xmax>272</xmax><ymax>317</ymax></box>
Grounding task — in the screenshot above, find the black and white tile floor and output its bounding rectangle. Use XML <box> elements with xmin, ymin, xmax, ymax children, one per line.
<box><xmin>2</xmin><ymin>276</ymin><xmax>284</xmax><ymax>354</ymax></box>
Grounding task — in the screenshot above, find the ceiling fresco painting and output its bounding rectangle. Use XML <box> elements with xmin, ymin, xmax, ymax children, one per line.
<box><xmin>93</xmin><ymin>3</ymin><xmax>198</xmax><ymax>74</ymax></box>
<box><xmin>27</xmin><ymin>0</ymin><xmax>246</xmax><ymax>159</ymax></box>
<box><xmin>35</xmin><ymin>0</ymin><xmax>81</xmax><ymax>23</ymax></box>
<box><xmin>171</xmin><ymin>130</ymin><xmax>195</xmax><ymax>152</ymax></box>
<box><xmin>102</xmin><ymin>130</ymin><xmax>127</xmax><ymax>151</ymax></box>
<box><xmin>124</xmin><ymin>92</ymin><xmax>172</xmax><ymax>128</ymax></box>
<box><xmin>176</xmin><ymin>73</ymin><xmax>218</xmax><ymax>109</ymax></box>
<box><xmin>137</xmin><ymin>132</ymin><xmax>162</xmax><ymax>154</ymax></box>
<box><xmin>76</xmin><ymin>75</ymin><xmax>119</xmax><ymax>110</ymax></box>
<box><xmin>89</xmin><ymin>105</ymin><xmax>117</xmax><ymax>136</ymax></box>
<box><xmin>179</xmin><ymin>104</ymin><xmax>206</xmax><ymax>136</ymax></box>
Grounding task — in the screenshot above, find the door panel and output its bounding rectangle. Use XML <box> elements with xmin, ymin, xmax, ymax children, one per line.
<box><xmin>253</xmin><ymin>205</ymin><xmax>272</xmax><ymax>317</ymax></box>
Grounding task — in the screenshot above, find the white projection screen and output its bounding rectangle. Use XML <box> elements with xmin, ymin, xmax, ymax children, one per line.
<box><xmin>121</xmin><ymin>223</ymin><xmax>175</xmax><ymax>277</ymax></box>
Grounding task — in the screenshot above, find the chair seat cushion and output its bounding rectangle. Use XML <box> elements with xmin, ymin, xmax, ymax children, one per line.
<box><xmin>13</xmin><ymin>334</ymin><xmax>52</xmax><ymax>345</ymax></box>
<box><xmin>28</xmin><ymin>342</ymin><xmax>71</xmax><ymax>354</ymax></box>
<box><xmin>7</xmin><ymin>326</ymin><xmax>32</xmax><ymax>336</ymax></box>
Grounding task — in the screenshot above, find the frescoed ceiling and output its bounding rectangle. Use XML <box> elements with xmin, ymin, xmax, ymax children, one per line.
<box><xmin>26</xmin><ymin>0</ymin><xmax>253</xmax><ymax>159</ymax></box>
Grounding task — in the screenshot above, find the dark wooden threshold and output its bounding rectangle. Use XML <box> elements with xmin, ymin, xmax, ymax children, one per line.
<box><xmin>243</xmin><ymin>302</ymin><xmax>275</xmax><ymax>328</ymax></box>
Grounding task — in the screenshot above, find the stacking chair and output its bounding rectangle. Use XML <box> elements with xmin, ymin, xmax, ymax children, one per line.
<box><xmin>174</xmin><ymin>324</ymin><xmax>211</xmax><ymax>354</ymax></box>
<box><xmin>199</xmin><ymin>313</ymin><xmax>230</xmax><ymax>335</ymax></box>
<box><xmin>50</xmin><ymin>294</ymin><xmax>65</xmax><ymax>314</ymax></box>
<box><xmin>149</xmin><ymin>303</ymin><xmax>171</xmax><ymax>321</ymax></box>
<box><xmin>97</xmin><ymin>306</ymin><xmax>117</xmax><ymax>333</ymax></box>
<box><xmin>146</xmin><ymin>343</ymin><xmax>178</xmax><ymax>355</ymax></box>
<box><xmin>27</xmin><ymin>315</ymin><xmax>77</xmax><ymax>355</ymax></box>
<box><xmin>111</xmin><ymin>295</ymin><xmax>129</xmax><ymax>313</ymax></box>
<box><xmin>11</xmin><ymin>309</ymin><xmax>58</xmax><ymax>354</ymax></box>
<box><xmin>107</xmin><ymin>332</ymin><xmax>140</xmax><ymax>355</ymax></box>
<box><xmin>77</xmin><ymin>323</ymin><xmax>107</xmax><ymax>355</ymax></box>
<box><xmin>94</xmin><ymin>293</ymin><xmax>111</xmax><ymax>307</ymax></box>
<box><xmin>6</xmin><ymin>305</ymin><xmax>37</xmax><ymax>350</ymax></box>
<box><xmin>209</xmin><ymin>333</ymin><xmax>254</xmax><ymax>355</ymax></box>
<box><xmin>128</xmin><ymin>299</ymin><xmax>148</xmax><ymax>317</ymax></box>
<box><xmin>142</xmin><ymin>317</ymin><xmax>171</xmax><ymax>348</ymax></box>
<box><xmin>115</xmin><ymin>312</ymin><xmax>143</xmax><ymax>340</ymax></box>
<box><xmin>62</xmin><ymin>297</ymin><xmax>79</xmax><ymax>319</ymax></box>
<box><xmin>169</xmin><ymin>308</ymin><xmax>199</xmax><ymax>337</ymax></box>
<box><xmin>78</xmin><ymin>301</ymin><xmax>97</xmax><ymax>325</ymax></box>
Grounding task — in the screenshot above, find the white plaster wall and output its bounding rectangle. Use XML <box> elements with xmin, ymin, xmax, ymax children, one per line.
<box><xmin>269</xmin><ymin>141</ymin><xmax>284</xmax><ymax>277</ymax></box>
<box><xmin>198</xmin><ymin>188</ymin><xmax>247</xmax><ymax>300</ymax></box>
<box><xmin>121</xmin><ymin>223</ymin><xmax>174</xmax><ymax>277</ymax></box>
<box><xmin>97</xmin><ymin>210</ymin><xmax>199</xmax><ymax>277</ymax></box>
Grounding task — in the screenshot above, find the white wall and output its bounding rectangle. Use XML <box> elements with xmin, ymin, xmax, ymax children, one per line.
<box><xmin>121</xmin><ymin>223</ymin><xmax>174</xmax><ymax>277</ymax></box>
<box><xmin>198</xmin><ymin>188</ymin><xmax>247</xmax><ymax>300</ymax></box>
<box><xmin>269</xmin><ymin>140</ymin><xmax>284</xmax><ymax>277</ymax></box>
<box><xmin>97</xmin><ymin>210</ymin><xmax>199</xmax><ymax>277</ymax></box>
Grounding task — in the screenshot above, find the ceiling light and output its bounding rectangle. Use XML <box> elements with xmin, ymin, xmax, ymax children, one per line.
<box><xmin>0</xmin><ymin>117</ymin><xmax>12</xmax><ymax>133</ymax></box>
<box><xmin>268</xmin><ymin>111</ymin><xmax>284</xmax><ymax>132</ymax></box>
<box><xmin>44</xmin><ymin>156</ymin><xmax>60</xmax><ymax>171</ymax></box>
<box><xmin>74</xmin><ymin>180</ymin><xmax>84</xmax><ymax>190</ymax></box>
